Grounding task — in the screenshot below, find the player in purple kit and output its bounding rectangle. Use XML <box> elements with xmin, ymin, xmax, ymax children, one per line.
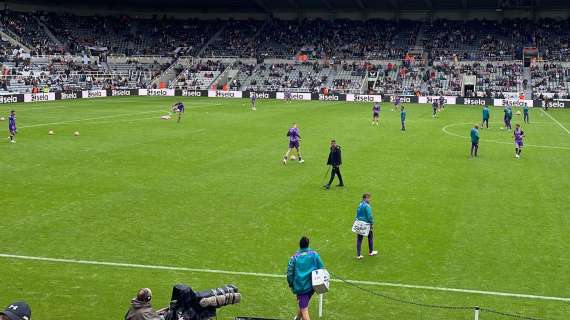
<box><xmin>514</xmin><ymin>124</ymin><xmax>524</xmax><ymax>159</ymax></box>
<box><xmin>251</xmin><ymin>92</ymin><xmax>257</xmax><ymax>111</ymax></box>
<box><xmin>285</xmin><ymin>89</ymin><xmax>292</xmax><ymax>103</ymax></box>
<box><xmin>8</xmin><ymin>110</ymin><xmax>16</xmax><ymax>143</ymax></box>
<box><xmin>283</xmin><ymin>123</ymin><xmax>304</xmax><ymax>164</ymax></box>
<box><xmin>372</xmin><ymin>102</ymin><xmax>380</xmax><ymax>126</ymax></box>
<box><xmin>438</xmin><ymin>95</ymin><xmax>445</xmax><ymax>111</ymax></box>
<box><xmin>171</xmin><ymin>102</ymin><xmax>185</xmax><ymax>123</ymax></box>
<box><xmin>392</xmin><ymin>96</ymin><xmax>401</xmax><ymax>111</ymax></box>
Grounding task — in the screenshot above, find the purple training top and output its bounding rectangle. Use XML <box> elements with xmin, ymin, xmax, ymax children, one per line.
<box><xmin>9</xmin><ymin>114</ymin><xmax>16</xmax><ymax>131</ymax></box>
<box><xmin>288</xmin><ymin>127</ymin><xmax>300</xmax><ymax>142</ymax></box>
<box><xmin>514</xmin><ymin>128</ymin><xmax>524</xmax><ymax>142</ymax></box>
<box><xmin>373</xmin><ymin>103</ymin><xmax>380</xmax><ymax>114</ymax></box>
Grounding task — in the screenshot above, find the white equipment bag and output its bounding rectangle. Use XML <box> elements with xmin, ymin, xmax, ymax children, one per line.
<box><xmin>351</xmin><ymin>220</ymin><xmax>371</xmax><ymax>236</ymax></box>
<box><xmin>311</xmin><ymin>269</ymin><xmax>330</xmax><ymax>294</ymax></box>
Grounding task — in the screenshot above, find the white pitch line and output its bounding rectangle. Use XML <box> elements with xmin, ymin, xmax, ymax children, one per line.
<box><xmin>19</xmin><ymin>110</ymin><xmax>164</xmax><ymax>129</ymax></box>
<box><xmin>13</xmin><ymin>105</ymin><xmax>71</xmax><ymax>112</ymax></box>
<box><xmin>12</xmin><ymin>102</ymin><xmax>221</xmax><ymax>113</ymax></box>
<box><xmin>77</xmin><ymin>116</ymin><xmax>162</xmax><ymax>126</ymax></box>
<box><xmin>0</xmin><ymin>253</ymin><xmax>568</xmax><ymax>302</ymax></box>
<box><xmin>540</xmin><ymin>109</ymin><xmax>570</xmax><ymax>135</ymax></box>
<box><xmin>18</xmin><ymin>103</ymin><xmax>223</xmax><ymax>129</ymax></box>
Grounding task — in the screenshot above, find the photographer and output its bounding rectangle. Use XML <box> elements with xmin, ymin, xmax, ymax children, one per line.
<box><xmin>287</xmin><ymin>236</ymin><xmax>325</xmax><ymax>320</ymax></box>
<box><xmin>125</xmin><ymin>288</ymin><xmax>161</xmax><ymax>320</ymax></box>
<box><xmin>0</xmin><ymin>301</ymin><xmax>31</xmax><ymax>320</ymax></box>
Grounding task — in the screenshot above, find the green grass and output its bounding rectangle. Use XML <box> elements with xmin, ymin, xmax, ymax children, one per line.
<box><xmin>0</xmin><ymin>97</ymin><xmax>569</xmax><ymax>320</ymax></box>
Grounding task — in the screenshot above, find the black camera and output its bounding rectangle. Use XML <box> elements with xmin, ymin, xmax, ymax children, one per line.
<box><xmin>161</xmin><ymin>284</ymin><xmax>241</xmax><ymax>320</ymax></box>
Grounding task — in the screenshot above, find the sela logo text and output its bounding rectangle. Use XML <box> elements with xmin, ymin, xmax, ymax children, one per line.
<box><xmin>216</xmin><ymin>91</ymin><xmax>235</xmax><ymax>98</ymax></box>
<box><xmin>354</xmin><ymin>95</ymin><xmax>375</xmax><ymax>102</ymax></box>
<box><xmin>319</xmin><ymin>94</ymin><xmax>339</xmax><ymax>101</ymax></box>
<box><xmin>182</xmin><ymin>90</ymin><xmax>202</xmax><ymax>97</ymax></box>
<box><xmin>61</xmin><ymin>92</ymin><xmax>78</xmax><ymax>99</ymax></box>
<box><xmin>112</xmin><ymin>90</ymin><xmax>131</xmax><ymax>96</ymax></box>
<box><xmin>0</xmin><ymin>96</ymin><xmax>18</xmax><ymax>103</ymax></box>
<box><xmin>463</xmin><ymin>98</ymin><xmax>486</xmax><ymax>105</ymax></box>
<box><xmin>426</xmin><ymin>97</ymin><xmax>447</xmax><ymax>104</ymax></box>
<box><xmin>290</xmin><ymin>94</ymin><xmax>307</xmax><ymax>100</ymax></box>
<box><xmin>543</xmin><ymin>101</ymin><xmax>566</xmax><ymax>108</ymax></box>
<box><xmin>148</xmin><ymin>89</ymin><xmax>167</xmax><ymax>96</ymax></box>
<box><xmin>502</xmin><ymin>100</ymin><xmax>526</xmax><ymax>107</ymax></box>
<box><xmin>88</xmin><ymin>91</ymin><xmax>102</xmax><ymax>98</ymax></box>
<box><xmin>253</xmin><ymin>92</ymin><xmax>270</xmax><ymax>99</ymax></box>
<box><xmin>390</xmin><ymin>96</ymin><xmax>411</xmax><ymax>103</ymax></box>
<box><xmin>31</xmin><ymin>94</ymin><xmax>49</xmax><ymax>101</ymax></box>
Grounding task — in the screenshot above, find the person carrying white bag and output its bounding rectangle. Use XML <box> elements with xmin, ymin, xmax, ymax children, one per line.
<box><xmin>352</xmin><ymin>193</ymin><xmax>378</xmax><ymax>260</ymax></box>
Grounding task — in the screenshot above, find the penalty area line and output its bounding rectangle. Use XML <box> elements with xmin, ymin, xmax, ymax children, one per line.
<box><xmin>540</xmin><ymin>108</ymin><xmax>570</xmax><ymax>135</ymax></box>
<box><xmin>0</xmin><ymin>253</ymin><xmax>568</xmax><ymax>302</ymax></box>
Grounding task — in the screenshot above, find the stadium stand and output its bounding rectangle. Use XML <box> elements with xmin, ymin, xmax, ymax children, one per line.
<box><xmin>231</xmin><ymin>62</ymin><xmax>334</xmax><ymax>93</ymax></box>
<box><xmin>2</xmin><ymin>6</ymin><xmax>570</xmax><ymax>98</ymax></box>
<box><xmin>0</xmin><ymin>11</ymin><xmax>62</xmax><ymax>55</ymax></box>
<box><xmin>171</xmin><ymin>60</ymin><xmax>226</xmax><ymax>90</ymax></box>
<box><xmin>201</xmin><ymin>20</ymin><xmax>263</xmax><ymax>58</ymax></box>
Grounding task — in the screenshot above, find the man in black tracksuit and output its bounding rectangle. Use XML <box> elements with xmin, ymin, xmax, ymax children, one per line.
<box><xmin>324</xmin><ymin>139</ymin><xmax>343</xmax><ymax>189</ymax></box>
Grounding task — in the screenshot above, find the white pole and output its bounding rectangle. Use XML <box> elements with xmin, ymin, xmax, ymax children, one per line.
<box><xmin>318</xmin><ymin>294</ymin><xmax>324</xmax><ymax>318</ymax></box>
<box><xmin>473</xmin><ymin>306</ymin><xmax>480</xmax><ymax>320</ymax></box>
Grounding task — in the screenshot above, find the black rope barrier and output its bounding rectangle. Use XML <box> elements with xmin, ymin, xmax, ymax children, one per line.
<box><xmin>329</xmin><ymin>271</ymin><xmax>547</xmax><ymax>320</ymax></box>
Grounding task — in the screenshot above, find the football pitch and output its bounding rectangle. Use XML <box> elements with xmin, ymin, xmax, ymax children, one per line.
<box><xmin>0</xmin><ymin>97</ymin><xmax>569</xmax><ymax>320</ymax></box>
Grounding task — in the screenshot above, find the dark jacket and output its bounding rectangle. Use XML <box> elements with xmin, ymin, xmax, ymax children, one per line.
<box><xmin>327</xmin><ymin>146</ymin><xmax>342</xmax><ymax>167</ymax></box>
<box><xmin>125</xmin><ymin>300</ymin><xmax>159</xmax><ymax>320</ymax></box>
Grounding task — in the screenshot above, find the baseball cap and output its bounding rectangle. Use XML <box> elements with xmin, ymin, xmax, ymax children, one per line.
<box><xmin>1</xmin><ymin>301</ymin><xmax>31</xmax><ymax>320</ymax></box>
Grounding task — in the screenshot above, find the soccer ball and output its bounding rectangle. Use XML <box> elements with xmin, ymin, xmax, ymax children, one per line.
<box><xmin>500</xmin><ymin>127</ymin><xmax>504</xmax><ymax>130</ymax></box>
<box><xmin>74</xmin><ymin>131</ymin><xmax>80</xmax><ymax>136</ymax></box>
<box><xmin>516</xmin><ymin>110</ymin><xmax>522</xmax><ymax>115</ymax></box>
<box><xmin>290</xmin><ymin>155</ymin><xmax>296</xmax><ymax>160</ymax></box>
<box><xmin>0</xmin><ymin>117</ymin><xmax>4</xmax><ymax>121</ymax></box>
<box><xmin>48</xmin><ymin>130</ymin><xmax>54</xmax><ymax>135</ymax></box>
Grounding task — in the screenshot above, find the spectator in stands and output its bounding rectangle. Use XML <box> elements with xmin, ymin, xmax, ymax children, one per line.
<box><xmin>125</xmin><ymin>288</ymin><xmax>160</xmax><ymax>320</ymax></box>
<box><xmin>287</xmin><ymin>236</ymin><xmax>325</xmax><ymax>320</ymax></box>
<box><xmin>0</xmin><ymin>301</ymin><xmax>31</xmax><ymax>320</ymax></box>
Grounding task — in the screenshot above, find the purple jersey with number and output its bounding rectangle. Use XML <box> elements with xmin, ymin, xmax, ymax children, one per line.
<box><xmin>251</xmin><ymin>93</ymin><xmax>256</xmax><ymax>102</ymax></box>
<box><xmin>395</xmin><ymin>97</ymin><xmax>401</xmax><ymax>105</ymax></box>
<box><xmin>8</xmin><ymin>114</ymin><xmax>16</xmax><ymax>131</ymax></box>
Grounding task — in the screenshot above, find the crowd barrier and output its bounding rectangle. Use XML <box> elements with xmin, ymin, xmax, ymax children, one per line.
<box><xmin>0</xmin><ymin>89</ymin><xmax>568</xmax><ymax>108</ymax></box>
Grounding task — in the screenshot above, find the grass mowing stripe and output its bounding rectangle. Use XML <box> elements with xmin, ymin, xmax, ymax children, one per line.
<box><xmin>1</xmin><ymin>253</ymin><xmax>568</xmax><ymax>302</ymax></box>
<box><xmin>441</xmin><ymin>122</ymin><xmax>570</xmax><ymax>150</ymax></box>
<box><xmin>19</xmin><ymin>110</ymin><xmax>165</xmax><ymax>128</ymax></box>
<box><xmin>18</xmin><ymin>102</ymin><xmax>223</xmax><ymax>129</ymax></box>
<box><xmin>540</xmin><ymin>108</ymin><xmax>570</xmax><ymax>134</ymax></box>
